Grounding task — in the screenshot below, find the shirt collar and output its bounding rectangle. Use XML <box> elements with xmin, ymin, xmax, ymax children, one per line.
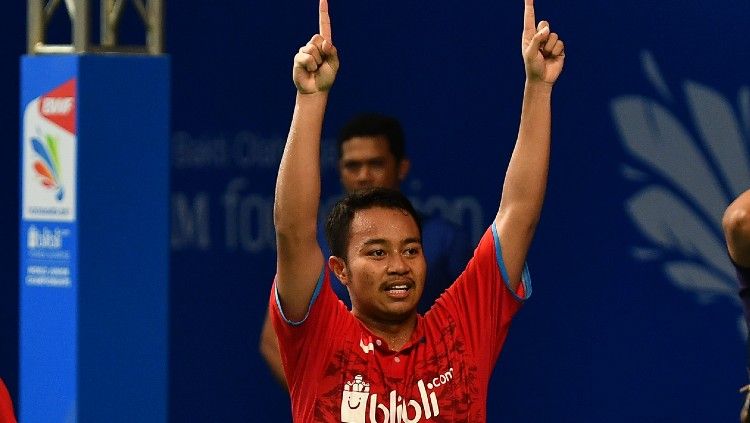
<box><xmin>358</xmin><ymin>315</ymin><xmax>426</xmax><ymax>354</ymax></box>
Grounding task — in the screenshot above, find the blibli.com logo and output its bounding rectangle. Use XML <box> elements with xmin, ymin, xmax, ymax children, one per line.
<box><xmin>27</xmin><ymin>225</ymin><xmax>64</xmax><ymax>249</ymax></box>
<box><xmin>340</xmin><ymin>370</ymin><xmax>453</xmax><ymax>423</ymax></box>
<box><xmin>30</xmin><ymin>132</ymin><xmax>64</xmax><ymax>201</ymax></box>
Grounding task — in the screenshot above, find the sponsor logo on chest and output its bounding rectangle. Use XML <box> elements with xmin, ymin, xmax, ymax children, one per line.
<box><xmin>340</xmin><ymin>368</ymin><xmax>455</xmax><ymax>423</ymax></box>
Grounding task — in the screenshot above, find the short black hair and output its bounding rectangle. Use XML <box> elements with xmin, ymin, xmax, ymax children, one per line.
<box><xmin>325</xmin><ymin>187</ymin><xmax>422</xmax><ymax>260</ymax></box>
<box><xmin>337</xmin><ymin>113</ymin><xmax>406</xmax><ymax>162</ymax></box>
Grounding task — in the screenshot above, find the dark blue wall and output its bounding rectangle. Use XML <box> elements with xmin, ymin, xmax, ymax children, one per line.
<box><xmin>2</xmin><ymin>1</ymin><xmax>25</xmax><ymax>412</ymax></box>
<box><xmin>3</xmin><ymin>0</ymin><xmax>750</xmax><ymax>421</ymax></box>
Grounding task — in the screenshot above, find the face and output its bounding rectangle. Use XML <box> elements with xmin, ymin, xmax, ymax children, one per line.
<box><xmin>339</xmin><ymin>136</ymin><xmax>409</xmax><ymax>193</ymax></box>
<box><xmin>331</xmin><ymin>207</ymin><xmax>426</xmax><ymax>323</ymax></box>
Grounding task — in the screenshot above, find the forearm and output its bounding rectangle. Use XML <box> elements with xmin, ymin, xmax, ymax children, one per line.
<box><xmin>273</xmin><ymin>92</ymin><xmax>328</xmax><ymax>319</ymax></box>
<box><xmin>274</xmin><ymin>92</ymin><xmax>328</xmax><ymax>241</ymax></box>
<box><xmin>498</xmin><ymin>81</ymin><xmax>552</xmax><ymax>227</ymax></box>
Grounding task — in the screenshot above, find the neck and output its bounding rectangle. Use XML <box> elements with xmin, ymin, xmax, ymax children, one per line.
<box><xmin>353</xmin><ymin>310</ymin><xmax>418</xmax><ymax>351</ymax></box>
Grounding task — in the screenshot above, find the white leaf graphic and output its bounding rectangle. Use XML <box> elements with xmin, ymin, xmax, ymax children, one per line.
<box><xmin>611</xmin><ymin>51</ymin><xmax>748</xmax><ymax>333</ymax></box>
<box><xmin>739</xmin><ymin>86</ymin><xmax>750</xmax><ymax>137</ymax></box>
<box><xmin>621</xmin><ymin>164</ymin><xmax>649</xmax><ymax>182</ymax></box>
<box><xmin>664</xmin><ymin>262</ymin><xmax>739</xmax><ymax>304</ymax></box>
<box><xmin>612</xmin><ymin>97</ymin><xmax>727</xmax><ymax>224</ymax></box>
<box><xmin>684</xmin><ymin>81</ymin><xmax>750</xmax><ymax>197</ymax></box>
<box><xmin>631</xmin><ymin>247</ymin><xmax>661</xmax><ymax>260</ymax></box>
<box><xmin>641</xmin><ymin>50</ymin><xmax>673</xmax><ymax>102</ymax></box>
<box><xmin>626</xmin><ymin>186</ymin><xmax>734</xmax><ymax>282</ymax></box>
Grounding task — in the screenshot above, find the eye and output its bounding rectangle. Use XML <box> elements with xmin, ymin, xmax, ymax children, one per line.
<box><xmin>368</xmin><ymin>159</ymin><xmax>386</xmax><ymax>169</ymax></box>
<box><xmin>404</xmin><ymin>246</ymin><xmax>421</xmax><ymax>256</ymax></box>
<box><xmin>343</xmin><ymin>162</ymin><xmax>362</xmax><ymax>172</ymax></box>
<box><xmin>368</xmin><ymin>249</ymin><xmax>386</xmax><ymax>257</ymax></box>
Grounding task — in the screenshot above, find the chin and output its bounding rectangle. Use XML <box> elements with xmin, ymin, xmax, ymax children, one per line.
<box><xmin>381</xmin><ymin>303</ymin><xmax>418</xmax><ymax>321</ymax></box>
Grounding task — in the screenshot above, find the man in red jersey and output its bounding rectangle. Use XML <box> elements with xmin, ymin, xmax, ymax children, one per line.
<box><xmin>270</xmin><ymin>0</ymin><xmax>564</xmax><ymax>420</ymax></box>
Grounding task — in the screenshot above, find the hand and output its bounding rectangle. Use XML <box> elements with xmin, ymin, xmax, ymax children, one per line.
<box><xmin>293</xmin><ymin>0</ymin><xmax>340</xmax><ymax>94</ymax></box>
<box><xmin>521</xmin><ymin>0</ymin><xmax>565</xmax><ymax>85</ymax></box>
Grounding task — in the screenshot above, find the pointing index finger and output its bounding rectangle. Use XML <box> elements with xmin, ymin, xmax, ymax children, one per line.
<box><xmin>523</xmin><ymin>0</ymin><xmax>536</xmax><ymax>32</ymax></box>
<box><xmin>319</xmin><ymin>0</ymin><xmax>332</xmax><ymax>43</ymax></box>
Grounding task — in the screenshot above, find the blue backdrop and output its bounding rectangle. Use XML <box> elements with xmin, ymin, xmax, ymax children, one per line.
<box><xmin>2</xmin><ymin>0</ymin><xmax>749</xmax><ymax>421</ymax></box>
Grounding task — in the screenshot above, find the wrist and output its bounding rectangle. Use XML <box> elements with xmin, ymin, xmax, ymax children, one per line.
<box><xmin>296</xmin><ymin>91</ymin><xmax>329</xmax><ymax>105</ymax></box>
<box><xmin>524</xmin><ymin>79</ymin><xmax>554</xmax><ymax>96</ymax></box>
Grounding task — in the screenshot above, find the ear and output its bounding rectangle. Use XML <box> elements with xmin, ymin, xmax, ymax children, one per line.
<box><xmin>328</xmin><ymin>256</ymin><xmax>349</xmax><ymax>285</ymax></box>
<box><xmin>397</xmin><ymin>158</ymin><xmax>410</xmax><ymax>181</ymax></box>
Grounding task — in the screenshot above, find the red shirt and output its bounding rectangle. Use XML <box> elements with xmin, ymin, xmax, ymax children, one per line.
<box><xmin>0</xmin><ymin>379</ymin><xmax>16</xmax><ymax>423</ymax></box>
<box><xmin>271</xmin><ymin>225</ymin><xmax>530</xmax><ymax>422</ymax></box>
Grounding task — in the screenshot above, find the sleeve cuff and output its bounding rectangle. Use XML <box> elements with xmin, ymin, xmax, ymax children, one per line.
<box><xmin>491</xmin><ymin>223</ymin><xmax>532</xmax><ymax>302</ymax></box>
<box><xmin>274</xmin><ymin>266</ymin><xmax>326</xmax><ymax>326</ymax></box>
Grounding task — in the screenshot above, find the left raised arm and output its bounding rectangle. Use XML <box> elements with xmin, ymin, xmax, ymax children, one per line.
<box><xmin>495</xmin><ymin>0</ymin><xmax>565</xmax><ymax>289</ymax></box>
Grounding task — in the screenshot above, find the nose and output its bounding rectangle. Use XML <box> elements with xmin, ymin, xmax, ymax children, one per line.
<box><xmin>355</xmin><ymin>166</ymin><xmax>373</xmax><ymax>185</ymax></box>
<box><xmin>386</xmin><ymin>253</ymin><xmax>409</xmax><ymax>275</ymax></box>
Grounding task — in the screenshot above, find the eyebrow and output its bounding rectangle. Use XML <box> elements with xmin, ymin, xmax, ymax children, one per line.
<box><xmin>362</xmin><ymin>238</ymin><xmax>387</xmax><ymax>246</ymax></box>
<box><xmin>342</xmin><ymin>157</ymin><xmax>387</xmax><ymax>165</ymax></box>
<box><xmin>362</xmin><ymin>237</ymin><xmax>422</xmax><ymax>246</ymax></box>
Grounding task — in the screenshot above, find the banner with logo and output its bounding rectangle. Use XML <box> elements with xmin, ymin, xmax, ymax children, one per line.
<box><xmin>18</xmin><ymin>55</ymin><xmax>170</xmax><ymax>423</ymax></box>
<box><xmin>19</xmin><ymin>59</ymin><xmax>78</xmax><ymax>423</ymax></box>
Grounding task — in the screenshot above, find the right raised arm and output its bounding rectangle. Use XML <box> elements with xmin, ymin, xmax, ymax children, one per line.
<box><xmin>274</xmin><ymin>0</ymin><xmax>339</xmax><ymax>322</ymax></box>
<box><xmin>723</xmin><ymin>189</ymin><xmax>750</xmax><ymax>267</ymax></box>
<box><xmin>493</xmin><ymin>0</ymin><xmax>564</xmax><ymax>291</ymax></box>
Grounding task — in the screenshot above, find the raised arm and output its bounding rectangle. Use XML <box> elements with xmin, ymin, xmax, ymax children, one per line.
<box><xmin>495</xmin><ymin>0</ymin><xmax>564</xmax><ymax>289</ymax></box>
<box><xmin>274</xmin><ymin>0</ymin><xmax>339</xmax><ymax>321</ymax></box>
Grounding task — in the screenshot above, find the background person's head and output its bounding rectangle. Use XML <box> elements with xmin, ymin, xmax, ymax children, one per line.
<box><xmin>337</xmin><ymin>113</ymin><xmax>410</xmax><ymax>192</ymax></box>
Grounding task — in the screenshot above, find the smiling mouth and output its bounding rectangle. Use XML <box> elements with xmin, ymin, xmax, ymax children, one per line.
<box><xmin>383</xmin><ymin>284</ymin><xmax>413</xmax><ymax>299</ymax></box>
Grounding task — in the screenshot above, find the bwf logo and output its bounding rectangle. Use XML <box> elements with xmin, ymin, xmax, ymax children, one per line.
<box><xmin>340</xmin><ymin>370</ymin><xmax>453</xmax><ymax>423</ymax></box>
<box><xmin>37</xmin><ymin>78</ymin><xmax>76</xmax><ymax>135</ymax></box>
<box><xmin>41</xmin><ymin>97</ymin><xmax>74</xmax><ymax>116</ymax></box>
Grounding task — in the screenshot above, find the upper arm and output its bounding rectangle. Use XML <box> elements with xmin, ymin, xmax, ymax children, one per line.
<box><xmin>724</xmin><ymin>189</ymin><xmax>750</xmax><ymax>266</ymax></box>
<box><xmin>275</xmin><ymin>232</ymin><xmax>325</xmax><ymax>322</ymax></box>
<box><xmin>494</xmin><ymin>207</ymin><xmax>536</xmax><ymax>292</ymax></box>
